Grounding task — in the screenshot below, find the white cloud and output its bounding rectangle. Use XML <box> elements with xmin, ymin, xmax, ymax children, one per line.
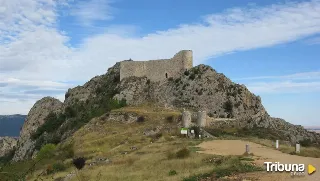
<box><xmin>234</xmin><ymin>71</ymin><xmax>320</xmax><ymax>81</ymax></box>
<box><xmin>0</xmin><ymin>77</ymin><xmax>71</xmax><ymax>89</ymax></box>
<box><xmin>1</xmin><ymin>0</ymin><xmax>320</xmax><ymax>114</ymax></box>
<box><xmin>69</xmin><ymin>0</ymin><xmax>114</xmax><ymax>26</ymax></box>
<box><xmin>235</xmin><ymin>71</ymin><xmax>320</xmax><ymax>94</ymax></box>
<box><xmin>247</xmin><ymin>81</ymin><xmax>320</xmax><ymax>94</ymax></box>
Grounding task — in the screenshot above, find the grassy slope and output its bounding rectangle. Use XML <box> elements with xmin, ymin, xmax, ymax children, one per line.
<box><xmin>2</xmin><ymin>106</ymin><xmax>288</xmax><ymax>181</ymax></box>
<box><xmin>26</xmin><ymin>106</ymin><xmax>215</xmax><ymax>181</ymax></box>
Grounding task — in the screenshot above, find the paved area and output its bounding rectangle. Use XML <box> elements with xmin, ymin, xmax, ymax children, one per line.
<box><xmin>197</xmin><ymin>140</ymin><xmax>319</xmax><ymax>181</ymax></box>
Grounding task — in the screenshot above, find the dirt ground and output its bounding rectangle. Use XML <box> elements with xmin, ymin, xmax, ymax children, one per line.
<box><xmin>197</xmin><ymin>140</ymin><xmax>319</xmax><ymax>181</ymax></box>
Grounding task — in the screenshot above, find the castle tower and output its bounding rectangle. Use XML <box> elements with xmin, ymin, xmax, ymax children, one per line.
<box><xmin>182</xmin><ymin>110</ymin><xmax>191</xmax><ymax>128</ymax></box>
<box><xmin>197</xmin><ymin>111</ymin><xmax>207</xmax><ymax>127</ymax></box>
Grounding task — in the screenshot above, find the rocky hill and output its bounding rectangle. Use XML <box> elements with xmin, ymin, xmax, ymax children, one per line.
<box><xmin>0</xmin><ymin>115</ymin><xmax>26</xmax><ymax>137</ymax></box>
<box><xmin>8</xmin><ymin>61</ymin><xmax>320</xmax><ymax>162</ymax></box>
<box><xmin>0</xmin><ymin>137</ymin><xmax>17</xmax><ymax>157</ymax></box>
<box><xmin>12</xmin><ymin>97</ymin><xmax>63</xmax><ymax>161</ymax></box>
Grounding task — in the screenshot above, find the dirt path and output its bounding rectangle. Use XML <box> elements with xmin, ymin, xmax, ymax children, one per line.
<box><xmin>197</xmin><ymin>140</ymin><xmax>319</xmax><ymax>181</ymax></box>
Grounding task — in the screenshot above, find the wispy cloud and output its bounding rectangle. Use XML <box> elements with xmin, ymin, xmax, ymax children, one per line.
<box><xmin>69</xmin><ymin>0</ymin><xmax>115</xmax><ymax>26</ymax></box>
<box><xmin>247</xmin><ymin>81</ymin><xmax>320</xmax><ymax>94</ymax></box>
<box><xmin>304</xmin><ymin>36</ymin><xmax>320</xmax><ymax>45</ymax></box>
<box><xmin>235</xmin><ymin>71</ymin><xmax>320</xmax><ymax>94</ymax></box>
<box><xmin>234</xmin><ymin>71</ymin><xmax>320</xmax><ymax>81</ymax></box>
<box><xmin>1</xmin><ymin>0</ymin><xmax>320</xmax><ymax>114</ymax></box>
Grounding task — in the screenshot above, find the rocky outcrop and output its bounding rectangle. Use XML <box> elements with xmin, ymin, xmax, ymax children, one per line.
<box><xmin>12</xmin><ymin>97</ymin><xmax>63</xmax><ymax>162</ymax></box>
<box><xmin>64</xmin><ymin>62</ymin><xmax>121</xmax><ymax>107</ymax></box>
<box><xmin>208</xmin><ymin>115</ymin><xmax>320</xmax><ymax>144</ymax></box>
<box><xmin>115</xmin><ymin>64</ymin><xmax>265</xmax><ymax>119</ymax></box>
<box><xmin>0</xmin><ymin>137</ymin><xmax>17</xmax><ymax>157</ymax></box>
<box><xmin>114</xmin><ymin>64</ymin><xmax>319</xmax><ymax>145</ymax></box>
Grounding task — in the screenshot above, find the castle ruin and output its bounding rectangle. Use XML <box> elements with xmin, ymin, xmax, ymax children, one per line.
<box><xmin>120</xmin><ymin>50</ymin><xmax>193</xmax><ymax>82</ymax></box>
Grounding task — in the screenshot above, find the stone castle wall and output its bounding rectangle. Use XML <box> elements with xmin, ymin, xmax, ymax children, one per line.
<box><xmin>120</xmin><ymin>50</ymin><xmax>193</xmax><ymax>82</ymax></box>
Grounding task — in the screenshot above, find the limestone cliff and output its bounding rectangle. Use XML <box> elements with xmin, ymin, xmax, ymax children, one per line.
<box><xmin>0</xmin><ymin>137</ymin><xmax>17</xmax><ymax>157</ymax></box>
<box><xmin>12</xmin><ymin>97</ymin><xmax>63</xmax><ymax>162</ymax></box>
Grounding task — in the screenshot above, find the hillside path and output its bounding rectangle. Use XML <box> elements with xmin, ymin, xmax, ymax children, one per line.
<box><xmin>197</xmin><ymin>140</ymin><xmax>319</xmax><ymax>181</ymax></box>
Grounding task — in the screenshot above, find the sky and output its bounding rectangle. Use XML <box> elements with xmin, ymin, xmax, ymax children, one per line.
<box><xmin>0</xmin><ymin>0</ymin><xmax>319</xmax><ymax>126</ymax></box>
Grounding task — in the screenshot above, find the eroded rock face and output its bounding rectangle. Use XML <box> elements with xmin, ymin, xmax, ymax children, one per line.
<box><xmin>115</xmin><ymin>64</ymin><xmax>266</xmax><ymax>119</ymax></box>
<box><xmin>12</xmin><ymin>97</ymin><xmax>63</xmax><ymax>162</ymax></box>
<box><xmin>0</xmin><ymin>137</ymin><xmax>17</xmax><ymax>157</ymax></box>
<box><xmin>114</xmin><ymin>64</ymin><xmax>320</xmax><ymax>145</ymax></box>
<box><xmin>64</xmin><ymin>62</ymin><xmax>121</xmax><ymax>107</ymax></box>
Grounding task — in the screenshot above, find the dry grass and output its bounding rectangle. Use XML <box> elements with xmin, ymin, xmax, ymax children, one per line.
<box><xmin>27</xmin><ymin>106</ymin><xmax>218</xmax><ymax>181</ymax></box>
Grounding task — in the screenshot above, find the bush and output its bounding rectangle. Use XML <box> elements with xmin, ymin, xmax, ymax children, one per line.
<box><xmin>146</xmin><ymin>79</ymin><xmax>151</xmax><ymax>85</ymax></box>
<box><xmin>72</xmin><ymin>157</ymin><xmax>86</xmax><ymax>170</ymax></box>
<box><xmin>37</xmin><ymin>144</ymin><xmax>56</xmax><ymax>160</ymax></box>
<box><xmin>184</xmin><ymin>70</ymin><xmax>190</xmax><ymax>76</ymax></box>
<box><xmin>176</xmin><ymin>148</ymin><xmax>190</xmax><ymax>159</ymax></box>
<box><xmin>58</xmin><ymin>142</ymin><xmax>74</xmax><ymax>159</ymax></box>
<box><xmin>166</xmin><ymin>116</ymin><xmax>174</xmax><ymax>123</ymax></box>
<box><xmin>168</xmin><ymin>77</ymin><xmax>174</xmax><ymax>81</ymax></box>
<box><xmin>137</xmin><ymin>116</ymin><xmax>145</xmax><ymax>123</ymax></box>
<box><xmin>31</xmin><ymin>112</ymin><xmax>66</xmax><ymax>140</ymax></box>
<box><xmin>300</xmin><ymin>139</ymin><xmax>312</xmax><ymax>147</ymax></box>
<box><xmin>223</xmin><ymin>100</ymin><xmax>233</xmax><ymax>113</ymax></box>
<box><xmin>53</xmin><ymin>162</ymin><xmax>67</xmax><ymax>172</ymax></box>
<box><xmin>46</xmin><ymin>164</ymin><xmax>54</xmax><ymax>175</ymax></box>
<box><xmin>169</xmin><ymin>170</ymin><xmax>177</xmax><ymax>176</ymax></box>
<box><xmin>0</xmin><ymin>148</ymin><xmax>16</xmax><ymax>164</ymax></box>
<box><xmin>189</xmin><ymin>74</ymin><xmax>195</xmax><ymax>80</ymax></box>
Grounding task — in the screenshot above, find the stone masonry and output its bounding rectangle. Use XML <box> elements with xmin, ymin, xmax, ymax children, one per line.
<box><xmin>120</xmin><ymin>50</ymin><xmax>193</xmax><ymax>82</ymax></box>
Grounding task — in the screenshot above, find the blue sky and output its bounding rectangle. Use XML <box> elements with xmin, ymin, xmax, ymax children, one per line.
<box><xmin>0</xmin><ymin>0</ymin><xmax>319</xmax><ymax>126</ymax></box>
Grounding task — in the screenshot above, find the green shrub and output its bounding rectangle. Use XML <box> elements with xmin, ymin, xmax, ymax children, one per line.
<box><xmin>169</xmin><ymin>170</ymin><xmax>177</xmax><ymax>176</ymax></box>
<box><xmin>176</xmin><ymin>148</ymin><xmax>190</xmax><ymax>159</ymax></box>
<box><xmin>37</xmin><ymin>144</ymin><xmax>56</xmax><ymax>160</ymax></box>
<box><xmin>31</xmin><ymin>112</ymin><xmax>66</xmax><ymax>140</ymax></box>
<box><xmin>53</xmin><ymin>162</ymin><xmax>67</xmax><ymax>172</ymax></box>
<box><xmin>174</xmin><ymin>78</ymin><xmax>181</xmax><ymax>84</ymax></box>
<box><xmin>189</xmin><ymin>74</ymin><xmax>195</xmax><ymax>80</ymax></box>
<box><xmin>46</xmin><ymin>164</ymin><xmax>54</xmax><ymax>175</ymax></box>
<box><xmin>166</xmin><ymin>116</ymin><xmax>174</xmax><ymax>123</ymax></box>
<box><xmin>184</xmin><ymin>70</ymin><xmax>190</xmax><ymax>76</ymax></box>
<box><xmin>223</xmin><ymin>100</ymin><xmax>233</xmax><ymax>113</ymax></box>
<box><xmin>300</xmin><ymin>139</ymin><xmax>312</xmax><ymax>147</ymax></box>
<box><xmin>168</xmin><ymin>77</ymin><xmax>174</xmax><ymax>81</ymax></box>
<box><xmin>0</xmin><ymin>148</ymin><xmax>16</xmax><ymax>164</ymax></box>
<box><xmin>65</xmin><ymin>106</ymin><xmax>77</xmax><ymax>118</ymax></box>
<box><xmin>58</xmin><ymin>142</ymin><xmax>74</xmax><ymax>159</ymax></box>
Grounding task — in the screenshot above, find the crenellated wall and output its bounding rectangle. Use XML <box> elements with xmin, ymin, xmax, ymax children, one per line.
<box><xmin>120</xmin><ymin>50</ymin><xmax>193</xmax><ymax>82</ymax></box>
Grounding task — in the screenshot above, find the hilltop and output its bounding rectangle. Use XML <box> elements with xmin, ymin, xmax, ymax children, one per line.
<box><xmin>9</xmin><ymin>51</ymin><xmax>320</xmax><ymax>162</ymax></box>
<box><xmin>1</xmin><ymin>50</ymin><xmax>319</xmax><ymax>180</ymax></box>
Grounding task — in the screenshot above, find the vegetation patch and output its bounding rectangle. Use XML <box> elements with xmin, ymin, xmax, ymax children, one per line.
<box><xmin>184</xmin><ymin>156</ymin><xmax>263</xmax><ymax>181</ymax></box>
<box><xmin>168</xmin><ymin>170</ymin><xmax>177</xmax><ymax>176</ymax></box>
<box><xmin>176</xmin><ymin>148</ymin><xmax>190</xmax><ymax>159</ymax></box>
<box><xmin>37</xmin><ymin>144</ymin><xmax>56</xmax><ymax>160</ymax></box>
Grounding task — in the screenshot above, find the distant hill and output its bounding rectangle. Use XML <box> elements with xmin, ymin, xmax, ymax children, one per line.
<box><xmin>305</xmin><ymin>126</ymin><xmax>320</xmax><ymax>133</ymax></box>
<box><xmin>0</xmin><ymin>115</ymin><xmax>26</xmax><ymax>137</ymax></box>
